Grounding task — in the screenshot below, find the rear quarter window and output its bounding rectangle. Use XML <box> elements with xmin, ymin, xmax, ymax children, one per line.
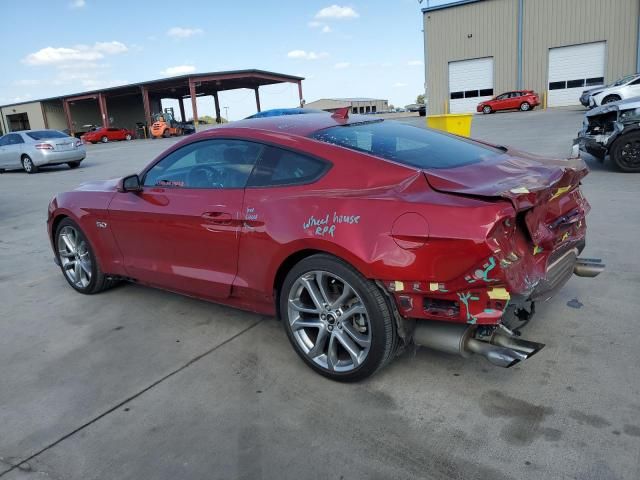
<box><xmin>310</xmin><ymin>121</ymin><xmax>500</xmax><ymax>169</ymax></box>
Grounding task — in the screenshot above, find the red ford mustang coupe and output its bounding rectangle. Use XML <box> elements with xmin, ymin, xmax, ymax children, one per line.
<box><xmin>81</xmin><ymin>127</ymin><xmax>134</xmax><ymax>144</ymax></box>
<box><xmin>477</xmin><ymin>90</ymin><xmax>540</xmax><ymax>114</ymax></box>
<box><xmin>47</xmin><ymin>111</ymin><xmax>603</xmax><ymax>381</ymax></box>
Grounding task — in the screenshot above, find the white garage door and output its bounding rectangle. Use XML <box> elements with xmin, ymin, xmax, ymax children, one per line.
<box><xmin>548</xmin><ymin>42</ymin><xmax>606</xmax><ymax>107</ymax></box>
<box><xmin>448</xmin><ymin>57</ymin><xmax>494</xmax><ymax>114</ymax></box>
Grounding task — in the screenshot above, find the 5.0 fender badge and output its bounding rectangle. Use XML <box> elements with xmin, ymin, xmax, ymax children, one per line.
<box><xmin>96</xmin><ymin>221</ymin><xmax>108</xmax><ymax>229</ymax></box>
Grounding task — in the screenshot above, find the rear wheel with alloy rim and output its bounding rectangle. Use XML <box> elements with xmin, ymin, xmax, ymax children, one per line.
<box><xmin>520</xmin><ymin>102</ymin><xmax>530</xmax><ymax>111</ymax></box>
<box><xmin>610</xmin><ymin>132</ymin><xmax>640</xmax><ymax>172</ymax></box>
<box><xmin>280</xmin><ymin>254</ymin><xmax>397</xmax><ymax>381</ymax></box>
<box><xmin>101</xmin><ymin>136</ymin><xmax>108</xmax><ymax>143</ymax></box>
<box><xmin>55</xmin><ymin>218</ymin><xmax>117</xmax><ymax>294</ymax></box>
<box><xmin>482</xmin><ymin>105</ymin><xmax>492</xmax><ymax>114</ymax></box>
<box><xmin>22</xmin><ymin>155</ymin><xmax>38</xmax><ymax>174</ymax></box>
<box><xmin>125</xmin><ymin>133</ymin><xmax>132</xmax><ymax>141</ymax></box>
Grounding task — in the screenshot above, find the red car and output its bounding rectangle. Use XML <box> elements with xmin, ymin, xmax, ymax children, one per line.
<box><xmin>81</xmin><ymin>127</ymin><xmax>134</xmax><ymax>144</ymax></box>
<box><xmin>477</xmin><ymin>90</ymin><xmax>540</xmax><ymax>114</ymax></box>
<box><xmin>47</xmin><ymin>111</ymin><xmax>603</xmax><ymax>381</ymax></box>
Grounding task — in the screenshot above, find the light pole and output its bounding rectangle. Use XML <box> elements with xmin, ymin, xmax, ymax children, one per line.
<box><xmin>224</xmin><ymin>106</ymin><xmax>229</xmax><ymax>122</ymax></box>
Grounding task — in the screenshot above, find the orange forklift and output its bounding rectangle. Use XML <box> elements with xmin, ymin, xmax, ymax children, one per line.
<box><xmin>150</xmin><ymin>108</ymin><xmax>183</xmax><ymax>138</ymax></box>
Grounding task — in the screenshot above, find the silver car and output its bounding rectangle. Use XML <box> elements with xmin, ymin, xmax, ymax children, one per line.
<box><xmin>0</xmin><ymin>130</ymin><xmax>86</xmax><ymax>173</ymax></box>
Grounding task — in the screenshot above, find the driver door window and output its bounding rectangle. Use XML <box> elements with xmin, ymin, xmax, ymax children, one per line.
<box><xmin>143</xmin><ymin>139</ymin><xmax>263</xmax><ymax>189</ymax></box>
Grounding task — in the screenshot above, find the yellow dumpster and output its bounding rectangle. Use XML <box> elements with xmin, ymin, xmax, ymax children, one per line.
<box><xmin>426</xmin><ymin>113</ymin><xmax>473</xmax><ymax>137</ymax></box>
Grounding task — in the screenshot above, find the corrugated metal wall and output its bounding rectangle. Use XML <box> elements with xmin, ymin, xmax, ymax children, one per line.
<box><xmin>522</xmin><ymin>0</ymin><xmax>639</xmax><ymax>97</ymax></box>
<box><xmin>424</xmin><ymin>0</ymin><xmax>518</xmax><ymax>114</ymax></box>
<box><xmin>424</xmin><ymin>0</ymin><xmax>639</xmax><ymax>114</ymax></box>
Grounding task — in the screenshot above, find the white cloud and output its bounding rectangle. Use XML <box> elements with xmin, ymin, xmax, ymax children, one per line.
<box><xmin>287</xmin><ymin>50</ymin><xmax>329</xmax><ymax>60</ymax></box>
<box><xmin>69</xmin><ymin>0</ymin><xmax>85</xmax><ymax>8</ymax></box>
<box><xmin>167</xmin><ymin>27</ymin><xmax>204</xmax><ymax>38</ymax></box>
<box><xmin>393</xmin><ymin>82</ymin><xmax>408</xmax><ymax>87</ymax></box>
<box><xmin>308</xmin><ymin>21</ymin><xmax>332</xmax><ymax>33</ymax></box>
<box><xmin>161</xmin><ymin>65</ymin><xmax>196</xmax><ymax>76</ymax></box>
<box><xmin>334</xmin><ymin>62</ymin><xmax>350</xmax><ymax>69</ymax></box>
<box><xmin>23</xmin><ymin>41</ymin><xmax>128</xmax><ymax>66</ymax></box>
<box><xmin>407</xmin><ymin>60</ymin><xmax>423</xmax><ymax>66</ymax></box>
<box><xmin>315</xmin><ymin>5</ymin><xmax>359</xmax><ymax>19</ymax></box>
<box><xmin>13</xmin><ymin>79</ymin><xmax>40</xmax><ymax>86</ymax></box>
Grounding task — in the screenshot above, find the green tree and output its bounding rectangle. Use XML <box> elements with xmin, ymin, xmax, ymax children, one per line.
<box><xmin>416</xmin><ymin>94</ymin><xmax>425</xmax><ymax>105</ymax></box>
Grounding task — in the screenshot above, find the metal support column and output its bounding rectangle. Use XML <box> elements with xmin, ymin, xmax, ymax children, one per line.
<box><xmin>189</xmin><ymin>80</ymin><xmax>199</xmax><ymax>129</ymax></box>
<box><xmin>63</xmin><ymin>99</ymin><xmax>74</xmax><ymax>136</ymax></box>
<box><xmin>178</xmin><ymin>97</ymin><xmax>186</xmax><ymax>122</ymax></box>
<box><xmin>213</xmin><ymin>91</ymin><xmax>221</xmax><ymax>123</ymax></box>
<box><xmin>298</xmin><ymin>81</ymin><xmax>304</xmax><ymax>107</ymax></box>
<box><xmin>517</xmin><ymin>0</ymin><xmax>524</xmax><ymax>90</ymax></box>
<box><xmin>141</xmin><ymin>86</ymin><xmax>152</xmax><ymax>138</ymax></box>
<box><xmin>254</xmin><ymin>87</ymin><xmax>261</xmax><ymax>113</ymax></box>
<box><xmin>98</xmin><ymin>93</ymin><xmax>109</xmax><ymax>128</ymax></box>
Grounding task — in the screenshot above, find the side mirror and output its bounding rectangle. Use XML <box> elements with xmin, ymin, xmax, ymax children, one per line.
<box><xmin>117</xmin><ymin>174</ymin><xmax>142</xmax><ymax>193</ymax></box>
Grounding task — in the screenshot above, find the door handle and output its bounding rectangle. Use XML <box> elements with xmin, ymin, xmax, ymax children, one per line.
<box><xmin>201</xmin><ymin>211</ymin><xmax>233</xmax><ymax>225</ymax></box>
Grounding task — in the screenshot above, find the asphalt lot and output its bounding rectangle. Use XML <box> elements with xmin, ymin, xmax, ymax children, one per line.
<box><xmin>1</xmin><ymin>108</ymin><xmax>639</xmax><ymax>480</ymax></box>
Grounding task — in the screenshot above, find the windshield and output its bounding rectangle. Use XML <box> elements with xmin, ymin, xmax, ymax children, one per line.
<box><xmin>310</xmin><ymin>121</ymin><xmax>500</xmax><ymax>169</ymax></box>
<box><xmin>26</xmin><ymin>130</ymin><xmax>69</xmax><ymax>140</ymax></box>
<box><xmin>612</xmin><ymin>75</ymin><xmax>638</xmax><ymax>86</ymax></box>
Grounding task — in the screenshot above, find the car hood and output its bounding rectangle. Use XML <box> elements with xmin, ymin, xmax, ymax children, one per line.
<box><xmin>422</xmin><ymin>148</ymin><xmax>588</xmax><ymax>211</ymax></box>
<box><xmin>75</xmin><ymin>178</ymin><xmax>120</xmax><ymax>192</ymax></box>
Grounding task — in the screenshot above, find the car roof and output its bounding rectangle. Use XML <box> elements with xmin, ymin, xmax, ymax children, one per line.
<box><xmin>194</xmin><ymin>111</ymin><xmax>381</xmax><ymax>138</ymax></box>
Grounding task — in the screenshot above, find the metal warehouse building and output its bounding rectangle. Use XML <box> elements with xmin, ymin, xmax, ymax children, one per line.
<box><xmin>0</xmin><ymin>70</ymin><xmax>304</xmax><ymax>136</ymax></box>
<box><xmin>423</xmin><ymin>0</ymin><xmax>640</xmax><ymax>114</ymax></box>
<box><xmin>304</xmin><ymin>98</ymin><xmax>389</xmax><ymax>114</ymax></box>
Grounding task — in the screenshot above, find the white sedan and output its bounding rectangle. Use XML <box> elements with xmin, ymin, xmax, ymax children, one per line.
<box><xmin>0</xmin><ymin>130</ymin><xmax>86</xmax><ymax>173</ymax></box>
<box><xmin>589</xmin><ymin>74</ymin><xmax>640</xmax><ymax>107</ymax></box>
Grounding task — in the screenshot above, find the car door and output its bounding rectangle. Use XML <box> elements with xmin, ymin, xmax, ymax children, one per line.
<box><xmin>0</xmin><ymin>134</ymin><xmax>26</xmax><ymax>169</ymax></box>
<box><xmin>493</xmin><ymin>93</ymin><xmax>510</xmax><ymax>110</ymax></box>
<box><xmin>505</xmin><ymin>92</ymin><xmax>520</xmax><ymax>109</ymax></box>
<box><xmin>0</xmin><ymin>135</ymin><xmax>11</xmax><ymax>168</ymax></box>
<box><xmin>107</xmin><ymin>138</ymin><xmax>263</xmax><ymax>299</ymax></box>
<box><xmin>625</xmin><ymin>77</ymin><xmax>640</xmax><ymax>98</ymax></box>
<box><xmin>108</xmin><ymin>128</ymin><xmax>124</xmax><ymax>141</ymax></box>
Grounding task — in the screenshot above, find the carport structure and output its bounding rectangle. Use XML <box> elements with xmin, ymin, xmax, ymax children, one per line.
<box><xmin>59</xmin><ymin>69</ymin><xmax>304</xmax><ymax>136</ymax></box>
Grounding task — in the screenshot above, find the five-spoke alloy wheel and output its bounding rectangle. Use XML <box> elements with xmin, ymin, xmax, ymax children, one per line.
<box><xmin>281</xmin><ymin>254</ymin><xmax>397</xmax><ymax>382</ymax></box>
<box><xmin>54</xmin><ymin>218</ymin><xmax>116</xmax><ymax>294</ymax></box>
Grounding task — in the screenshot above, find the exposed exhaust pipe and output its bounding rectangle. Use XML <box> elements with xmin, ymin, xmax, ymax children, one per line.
<box><xmin>574</xmin><ymin>257</ymin><xmax>605</xmax><ymax>278</ymax></box>
<box><xmin>412</xmin><ymin>321</ymin><xmax>545</xmax><ymax>368</ymax></box>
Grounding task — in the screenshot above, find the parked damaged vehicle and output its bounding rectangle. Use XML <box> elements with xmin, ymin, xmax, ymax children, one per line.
<box><xmin>47</xmin><ymin>111</ymin><xmax>604</xmax><ymax>381</ymax></box>
<box><xmin>574</xmin><ymin>98</ymin><xmax>640</xmax><ymax>172</ymax></box>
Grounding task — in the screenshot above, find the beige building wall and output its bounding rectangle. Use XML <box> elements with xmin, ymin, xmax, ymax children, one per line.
<box><xmin>304</xmin><ymin>98</ymin><xmax>388</xmax><ymax>113</ymax></box>
<box><xmin>42</xmin><ymin>101</ymin><xmax>68</xmax><ymax>130</ymax></box>
<box><xmin>0</xmin><ymin>102</ymin><xmax>47</xmax><ymax>131</ymax></box>
<box><xmin>424</xmin><ymin>0</ymin><xmax>517</xmax><ymax>114</ymax></box>
<box><xmin>424</xmin><ymin>0</ymin><xmax>639</xmax><ymax>114</ymax></box>
<box><xmin>522</xmin><ymin>0</ymin><xmax>639</xmax><ymax>96</ymax></box>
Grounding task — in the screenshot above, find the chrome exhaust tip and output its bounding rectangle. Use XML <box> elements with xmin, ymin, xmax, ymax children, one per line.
<box><xmin>412</xmin><ymin>321</ymin><xmax>545</xmax><ymax>368</ymax></box>
<box><xmin>574</xmin><ymin>257</ymin><xmax>605</xmax><ymax>278</ymax></box>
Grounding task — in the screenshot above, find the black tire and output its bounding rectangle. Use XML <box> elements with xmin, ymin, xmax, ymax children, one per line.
<box><xmin>482</xmin><ymin>105</ymin><xmax>492</xmax><ymax>114</ymax></box>
<box><xmin>602</xmin><ymin>95</ymin><xmax>621</xmax><ymax>105</ymax></box>
<box><xmin>610</xmin><ymin>132</ymin><xmax>640</xmax><ymax>172</ymax></box>
<box><xmin>279</xmin><ymin>254</ymin><xmax>398</xmax><ymax>382</ymax></box>
<box><xmin>520</xmin><ymin>101</ymin><xmax>531</xmax><ymax>111</ymax></box>
<box><xmin>91</xmin><ymin>141</ymin><xmax>98</xmax><ymax>144</ymax></box>
<box><xmin>67</xmin><ymin>161</ymin><xmax>81</xmax><ymax>169</ymax></box>
<box><xmin>101</xmin><ymin>136</ymin><xmax>108</xmax><ymax>143</ymax></box>
<box><xmin>22</xmin><ymin>155</ymin><xmax>38</xmax><ymax>174</ymax></box>
<box><xmin>54</xmin><ymin>218</ymin><xmax>118</xmax><ymax>294</ymax></box>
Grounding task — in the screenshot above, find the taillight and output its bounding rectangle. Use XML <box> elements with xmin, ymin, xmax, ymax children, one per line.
<box><xmin>35</xmin><ymin>143</ymin><xmax>54</xmax><ymax>150</ymax></box>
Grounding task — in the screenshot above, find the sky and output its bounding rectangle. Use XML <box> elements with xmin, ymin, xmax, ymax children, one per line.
<box><xmin>0</xmin><ymin>0</ymin><xmax>453</xmax><ymax>120</ymax></box>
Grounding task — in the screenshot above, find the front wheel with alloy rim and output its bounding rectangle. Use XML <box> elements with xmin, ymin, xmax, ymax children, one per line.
<box><xmin>125</xmin><ymin>134</ymin><xmax>132</xmax><ymax>141</ymax></box>
<box><xmin>55</xmin><ymin>218</ymin><xmax>117</xmax><ymax>294</ymax></box>
<box><xmin>280</xmin><ymin>254</ymin><xmax>397</xmax><ymax>381</ymax></box>
<box><xmin>610</xmin><ymin>132</ymin><xmax>640</xmax><ymax>172</ymax></box>
<box><xmin>22</xmin><ymin>155</ymin><xmax>38</xmax><ymax>174</ymax></box>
